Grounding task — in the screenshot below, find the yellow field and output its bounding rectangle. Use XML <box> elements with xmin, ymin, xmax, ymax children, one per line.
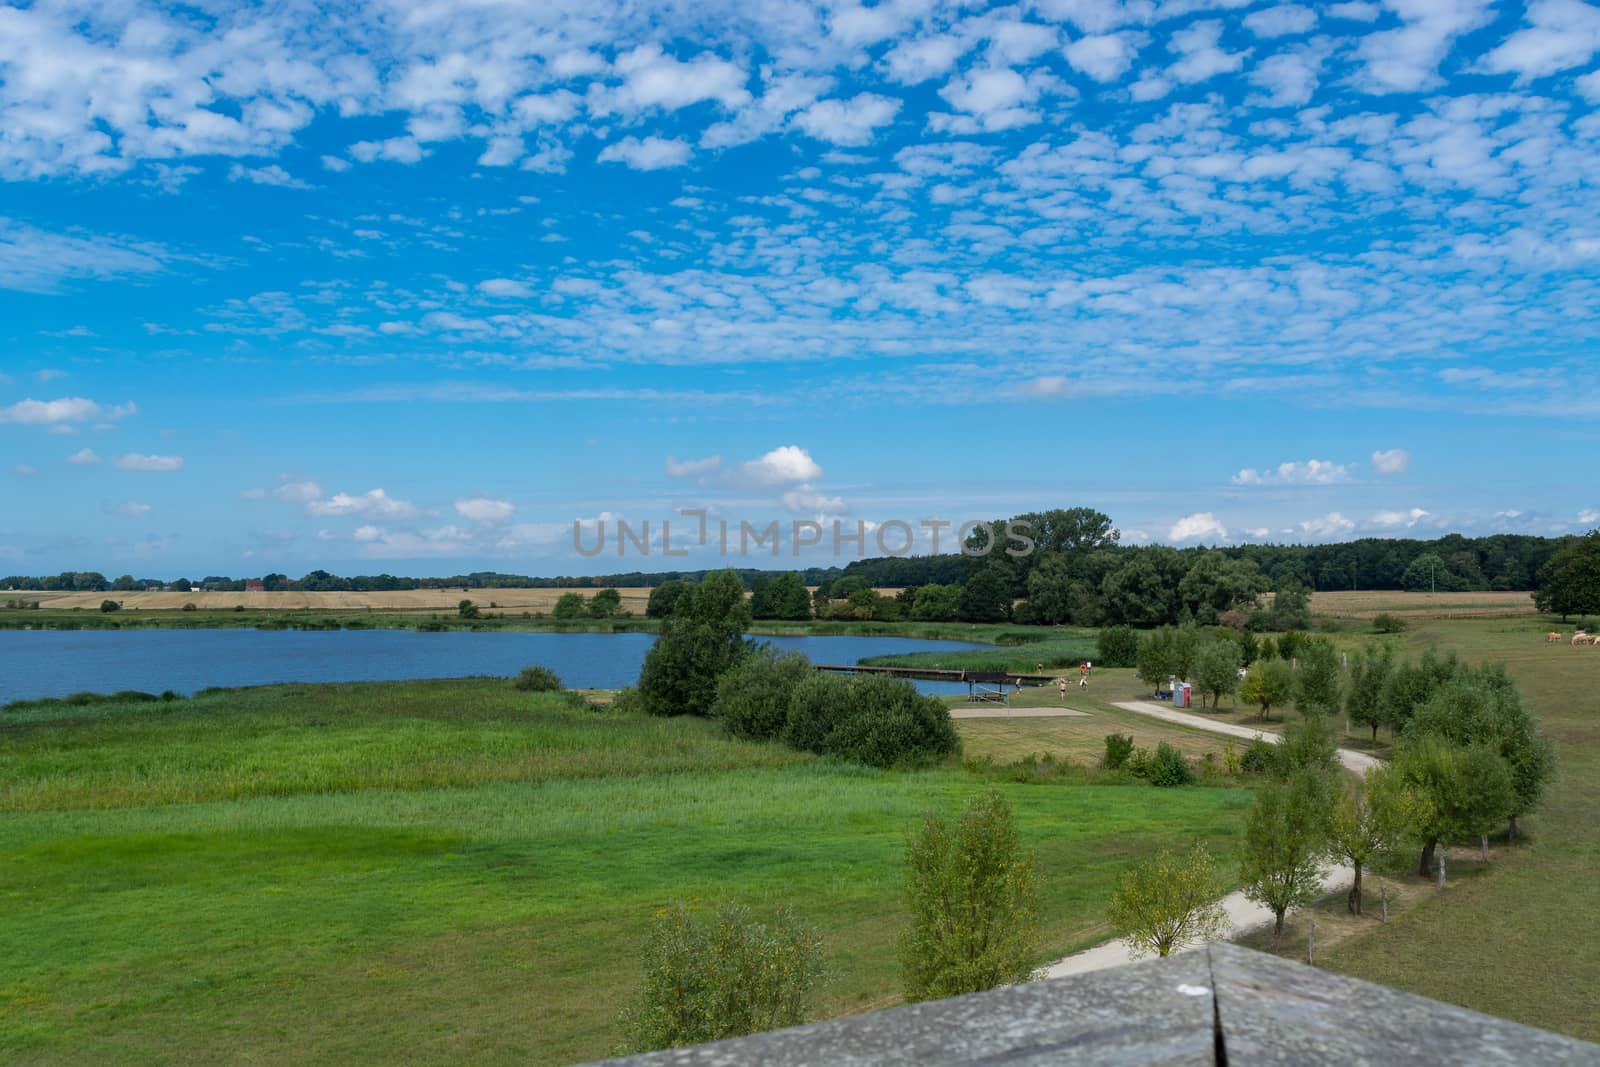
<box><xmin>23</xmin><ymin>588</ymin><xmax>658</xmax><ymax>614</ymax></box>
<box><xmin>1306</xmin><ymin>590</ymin><xmax>1536</xmax><ymax>619</ymax></box>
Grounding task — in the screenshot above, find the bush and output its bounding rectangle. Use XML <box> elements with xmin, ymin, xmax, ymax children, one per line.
<box><xmin>1096</xmin><ymin>625</ymin><xmax>1139</xmax><ymax>668</ymax></box>
<box><xmin>588</xmin><ymin>587</ymin><xmax>623</xmax><ymax>618</ymax></box>
<box><xmin>99</xmin><ymin>600</ymin><xmax>121</xmax><ymax>613</ymax></box>
<box><xmin>551</xmin><ymin>592</ymin><xmax>587</xmax><ymax>620</ymax></box>
<box><xmin>1102</xmin><ymin>733</ymin><xmax>1135</xmax><ymax>770</ymax></box>
<box><xmin>823</xmin><ymin>673</ymin><xmax>960</xmax><ymax>769</ymax></box>
<box><xmin>458</xmin><ymin>599</ymin><xmax>480</xmax><ymax>619</ymax></box>
<box><xmin>608</xmin><ymin>686</ymin><xmax>645</xmax><ymax>715</ymax></box>
<box><xmin>1276</xmin><ymin>630</ymin><xmax>1306</xmax><ymax>661</ymax></box>
<box><xmin>618</xmin><ymin>903</ymin><xmax>824</xmax><ymax>1054</ymax></box>
<box><xmin>1372</xmin><ymin>612</ymin><xmax>1407</xmax><ymax>634</ymax></box>
<box><xmin>711</xmin><ymin>648</ymin><xmax>812</xmax><ymax>742</ymax></box>
<box><xmin>181</xmin><ymin>602</ymin><xmax>197</xmax><ymax>612</ymax></box>
<box><xmin>1145</xmin><ymin>741</ymin><xmax>1195</xmax><ymax>787</ymax></box>
<box><xmin>512</xmin><ymin>665</ymin><xmax>563</xmax><ymax>692</ymax></box>
<box><xmin>899</xmin><ymin>791</ymin><xmax>1039</xmax><ymax>1002</ymax></box>
<box><xmin>1240</xmin><ymin>737</ymin><xmax>1280</xmax><ymax>775</ymax></box>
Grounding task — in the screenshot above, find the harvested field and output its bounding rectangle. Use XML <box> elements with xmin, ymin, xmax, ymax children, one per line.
<box><xmin>1305</xmin><ymin>590</ymin><xmax>1536</xmax><ymax>619</ymax></box>
<box><xmin>23</xmin><ymin>588</ymin><xmax>657</xmax><ymax>614</ymax></box>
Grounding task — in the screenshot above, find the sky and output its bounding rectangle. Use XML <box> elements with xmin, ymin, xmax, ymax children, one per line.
<box><xmin>1</xmin><ymin>0</ymin><xmax>1598</xmax><ymax>578</ymax></box>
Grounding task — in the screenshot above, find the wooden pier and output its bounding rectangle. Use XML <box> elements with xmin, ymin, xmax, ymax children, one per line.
<box><xmin>812</xmin><ymin>664</ymin><xmax>1058</xmax><ymax>685</ymax></box>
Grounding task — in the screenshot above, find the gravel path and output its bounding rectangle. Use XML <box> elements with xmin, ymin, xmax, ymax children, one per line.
<box><xmin>1114</xmin><ymin>699</ymin><xmax>1382</xmax><ymax>775</ymax></box>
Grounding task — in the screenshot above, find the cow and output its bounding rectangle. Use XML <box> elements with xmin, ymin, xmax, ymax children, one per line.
<box><xmin>1574</xmin><ymin>632</ymin><xmax>1595</xmax><ymax>646</ymax></box>
<box><xmin>1547</xmin><ymin>632</ymin><xmax>1563</xmax><ymax>643</ymax></box>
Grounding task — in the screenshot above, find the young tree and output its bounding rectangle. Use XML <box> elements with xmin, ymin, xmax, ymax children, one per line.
<box><xmin>618</xmin><ymin>903</ymin><xmax>824</xmax><ymax>1053</ymax></box>
<box><xmin>637</xmin><ymin>569</ymin><xmax>752</xmax><ymax>717</ymax></box>
<box><xmin>1326</xmin><ymin>772</ymin><xmax>1413</xmax><ymax>915</ymax></box>
<box><xmin>1108</xmin><ymin>844</ymin><xmax>1230</xmax><ymax>958</ymax></box>
<box><xmin>1344</xmin><ymin>644</ymin><xmax>1395</xmax><ymax>741</ymax></box>
<box><xmin>1170</xmin><ymin>623</ymin><xmax>1202</xmax><ymax>682</ymax></box>
<box><xmin>910</xmin><ymin>583</ymin><xmax>960</xmax><ymax>622</ymax></box>
<box><xmin>1136</xmin><ymin>627</ymin><xmax>1177</xmax><ymax>695</ymax></box>
<box><xmin>1267</xmin><ymin>579</ymin><xmax>1312</xmax><ymax>631</ymax></box>
<box><xmin>766</xmin><ymin>572</ymin><xmax>813</xmax><ymax>620</ymax></box>
<box><xmin>1386</xmin><ymin>736</ymin><xmax>1515</xmax><ymax>880</ymax></box>
<box><xmin>1193</xmin><ymin>639</ymin><xmax>1243</xmax><ymax>709</ymax></box>
<box><xmin>1239</xmin><ymin>773</ymin><xmax>1328</xmax><ymax>945</ymax></box>
<box><xmin>1294</xmin><ymin>638</ymin><xmax>1343</xmax><ymax>715</ymax></box>
<box><xmin>1240</xmin><ymin>657</ymin><xmax>1295</xmax><ymax>722</ymax></box>
<box><xmin>458</xmin><ymin>598</ymin><xmax>481</xmax><ymax>619</ymax></box>
<box><xmin>899</xmin><ymin>791</ymin><xmax>1039</xmax><ymax>1002</ymax></box>
<box><xmin>646</xmin><ymin>580</ymin><xmax>693</xmax><ymax>619</ymax></box>
<box><xmin>587</xmin><ymin>587</ymin><xmax>623</xmax><ymax>617</ymax></box>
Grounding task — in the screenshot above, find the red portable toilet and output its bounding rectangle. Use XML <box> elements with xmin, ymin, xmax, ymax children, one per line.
<box><xmin>1176</xmin><ymin>682</ymin><xmax>1192</xmax><ymax>708</ymax></box>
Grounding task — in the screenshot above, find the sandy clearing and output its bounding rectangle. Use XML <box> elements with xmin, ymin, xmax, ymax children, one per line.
<box><xmin>948</xmin><ymin>706</ymin><xmax>1091</xmax><ymax>719</ymax></box>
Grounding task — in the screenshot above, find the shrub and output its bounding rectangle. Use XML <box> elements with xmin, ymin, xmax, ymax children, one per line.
<box><xmin>1102</xmin><ymin>732</ymin><xmax>1135</xmax><ymax>770</ymax></box>
<box><xmin>512</xmin><ymin>665</ymin><xmax>563</xmax><ymax>692</ymax></box>
<box><xmin>1372</xmin><ymin>612</ymin><xmax>1407</xmax><ymax>634</ymax></box>
<box><xmin>99</xmin><ymin>599</ymin><xmax>121</xmax><ymax>613</ymax></box>
<box><xmin>1276</xmin><ymin>629</ymin><xmax>1306</xmax><ymax>661</ymax></box>
<box><xmin>711</xmin><ymin>648</ymin><xmax>812</xmax><ymax>742</ymax></box>
<box><xmin>824</xmin><ymin>673</ymin><xmax>959</xmax><ymax>769</ymax></box>
<box><xmin>551</xmin><ymin>592</ymin><xmax>587</xmax><ymax>620</ymax></box>
<box><xmin>588</xmin><ymin>587</ymin><xmax>623</xmax><ymax>618</ymax></box>
<box><xmin>618</xmin><ymin>903</ymin><xmax>824</xmax><ymax>1054</ymax></box>
<box><xmin>608</xmin><ymin>686</ymin><xmax>645</xmax><ymax>715</ymax></box>
<box><xmin>1145</xmin><ymin>741</ymin><xmax>1195</xmax><ymax>787</ymax></box>
<box><xmin>458</xmin><ymin>599</ymin><xmax>480</xmax><ymax>619</ymax></box>
<box><xmin>1240</xmin><ymin>737</ymin><xmax>1280</xmax><ymax>775</ymax></box>
<box><xmin>1109</xmin><ymin>843</ymin><xmax>1229</xmax><ymax>959</ymax></box>
<box><xmin>233</xmin><ymin>604</ymin><xmax>245</xmax><ymax>613</ymax></box>
<box><xmin>181</xmin><ymin>602</ymin><xmax>197</xmax><ymax>612</ymax></box>
<box><xmin>899</xmin><ymin>791</ymin><xmax>1039</xmax><ymax>1002</ymax></box>
<box><xmin>781</xmin><ymin>671</ymin><xmax>849</xmax><ymax>754</ymax></box>
<box><xmin>1096</xmin><ymin>625</ymin><xmax>1139</xmax><ymax>668</ymax></box>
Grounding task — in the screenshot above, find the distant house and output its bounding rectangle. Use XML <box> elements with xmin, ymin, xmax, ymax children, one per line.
<box><xmin>245</xmin><ymin>579</ymin><xmax>265</xmax><ymax>592</ymax></box>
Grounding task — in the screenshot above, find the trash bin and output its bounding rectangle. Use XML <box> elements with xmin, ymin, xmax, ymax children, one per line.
<box><xmin>1176</xmin><ymin>682</ymin><xmax>1192</xmax><ymax>708</ymax></box>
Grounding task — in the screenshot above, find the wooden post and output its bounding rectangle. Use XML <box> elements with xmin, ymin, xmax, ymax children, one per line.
<box><xmin>1380</xmin><ymin>880</ymin><xmax>1388</xmax><ymax>924</ymax></box>
<box><xmin>1480</xmin><ymin>834</ymin><xmax>1489</xmax><ymax>862</ymax></box>
<box><xmin>1307</xmin><ymin>916</ymin><xmax>1316</xmax><ymax>965</ymax></box>
<box><xmin>1436</xmin><ymin>853</ymin><xmax>1446</xmax><ymax>890</ymax></box>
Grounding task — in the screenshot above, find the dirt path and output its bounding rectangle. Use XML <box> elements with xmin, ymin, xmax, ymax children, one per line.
<box><xmin>1041</xmin><ymin>698</ymin><xmax>1382</xmax><ymax>978</ymax></box>
<box><xmin>1114</xmin><ymin>700</ymin><xmax>1382</xmax><ymax>775</ymax></box>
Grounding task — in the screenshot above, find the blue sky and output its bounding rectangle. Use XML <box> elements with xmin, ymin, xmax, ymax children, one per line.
<box><xmin>2</xmin><ymin>0</ymin><xmax>1598</xmax><ymax>577</ymax></box>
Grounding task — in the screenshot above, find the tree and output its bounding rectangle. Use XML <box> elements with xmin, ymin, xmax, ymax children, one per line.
<box><xmin>1170</xmin><ymin>623</ymin><xmax>1201</xmax><ymax>682</ymax></box>
<box><xmin>710</xmin><ymin>648</ymin><xmax>813</xmax><ymax>742</ymax></box>
<box><xmin>618</xmin><ymin>903</ymin><xmax>824</xmax><ymax>1054</ymax></box>
<box><xmin>552</xmin><ymin>592</ymin><xmax>586</xmax><ymax>619</ymax></box>
<box><xmin>899</xmin><ymin>791</ymin><xmax>1039</xmax><ymax>1002</ymax></box>
<box><xmin>1293</xmin><ymin>637</ymin><xmax>1342</xmax><ymax>715</ymax></box>
<box><xmin>1108</xmin><ymin>843</ymin><xmax>1229</xmax><ymax>959</ymax></box>
<box><xmin>910</xmin><ymin>583</ymin><xmax>960</xmax><ymax>622</ymax></box>
<box><xmin>1178</xmin><ymin>552</ymin><xmax>1268</xmax><ymax>625</ymax></box>
<box><xmin>1401</xmin><ymin>553</ymin><xmax>1464</xmax><ymax>592</ymax></box>
<box><xmin>1239</xmin><ymin>773</ymin><xmax>1328</xmax><ymax>945</ymax></box>
<box><xmin>758</xmin><ymin>572</ymin><xmax>812</xmax><ymax>620</ymax></box>
<box><xmin>1014</xmin><ymin>507</ymin><xmax>1118</xmax><ymax>557</ymax></box>
<box><xmin>1023</xmin><ymin>552</ymin><xmax>1076</xmax><ymax>625</ymax></box>
<box><xmin>587</xmin><ymin>587</ymin><xmax>623</xmax><ymax>618</ymax></box>
<box><xmin>1386</xmin><ymin>736</ymin><xmax>1515</xmax><ymax>880</ymax></box>
<box><xmin>1096</xmin><ymin>625</ymin><xmax>1140</xmax><ymax>668</ymax></box>
<box><xmin>99</xmin><ymin>599</ymin><xmax>121</xmax><ymax>613</ymax></box>
<box><xmin>1240</xmin><ymin>657</ymin><xmax>1294</xmax><ymax>721</ymax></box>
<box><xmin>1136</xmin><ymin>628</ymin><xmax>1176</xmax><ymax>694</ymax></box>
<box><xmin>1264</xmin><ymin>578</ymin><xmax>1312</xmax><ymax>631</ymax></box>
<box><xmin>646</xmin><ymin>580</ymin><xmax>694</xmax><ymax>619</ymax></box>
<box><xmin>1193</xmin><ymin>639</ymin><xmax>1242</xmax><ymax>709</ymax></box>
<box><xmin>1277</xmin><ymin>712</ymin><xmax>1340</xmax><ymax>782</ymax></box>
<box><xmin>637</xmin><ymin>569</ymin><xmax>752</xmax><ymax>717</ymax></box>
<box><xmin>1344</xmin><ymin>644</ymin><xmax>1395</xmax><ymax>741</ymax></box>
<box><xmin>111</xmin><ymin>574</ymin><xmax>138</xmax><ymax>592</ymax></box>
<box><xmin>1533</xmin><ymin>529</ymin><xmax>1600</xmax><ymax>620</ymax></box>
<box><xmin>1329</xmin><ymin>771</ymin><xmax>1415</xmax><ymax>915</ymax></box>
<box><xmin>956</xmin><ymin>566</ymin><xmax>1012</xmax><ymax>623</ymax></box>
<box><xmin>1102</xmin><ymin>551</ymin><xmax>1180</xmax><ymax>627</ymax></box>
<box><xmin>458</xmin><ymin>598</ymin><xmax>481</xmax><ymax>619</ymax></box>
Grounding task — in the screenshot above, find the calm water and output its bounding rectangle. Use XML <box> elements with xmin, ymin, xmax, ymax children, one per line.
<box><xmin>0</xmin><ymin>629</ymin><xmax>988</xmax><ymax>704</ymax></box>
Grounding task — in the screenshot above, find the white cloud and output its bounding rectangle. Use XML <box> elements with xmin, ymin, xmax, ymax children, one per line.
<box><xmin>1578</xmin><ymin>508</ymin><xmax>1599</xmax><ymax>526</ymax></box>
<box><xmin>1372</xmin><ymin>448</ymin><xmax>1411</xmax><ymax>475</ymax></box>
<box><xmin>0</xmin><ymin>221</ymin><xmax>170</xmax><ymax>293</ymax></box>
<box><xmin>1353</xmin><ymin>0</ymin><xmax>1494</xmax><ymax>93</ymax></box>
<box><xmin>274</xmin><ymin>479</ymin><xmax>323</xmax><ymax>503</ymax></box>
<box><xmin>885</xmin><ymin>35</ymin><xmax>966</xmax><ymax>84</ymax></box>
<box><xmin>478</xmin><ymin>278</ymin><xmax>533</xmax><ymax>298</ymax></box>
<box><xmin>111</xmin><ymin>500</ymin><xmax>152</xmax><ymax>517</ymax></box>
<box><xmin>0</xmin><ymin>396</ymin><xmax>135</xmax><ymax>426</ymax></box>
<box><xmin>349</xmin><ymin>137</ymin><xmax>426</xmax><ymax>165</ymax></box>
<box><xmin>597</xmin><ymin>136</ymin><xmax>693</xmax><ymax>171</ymax></box>
<box><xmin>1298</xmin><ymin>512</ymin><xmax>1357</xmax><ymax>539</ymax></box>
<box><xmin>35</xmin><ymin>368</ymin><xmax>67</xmax><ymax>381</ymax></box>
<box><xmin>1372</xmin><ymin>507</ymin><xmax>1431</xmax><ymax>528</ymax></box>
<box><xmin>665</xmin><ymin>454</ymin><xmax>723</xmax><ymax>478</ymax></box>
<box><xmin>1167</xmin><ymin>20</ymin><xmax>1248</xmax><ymax>84</ymax></box>
<box><xmin>239</xmin><ymin>487</ymin><xmax>267</xmax><ymax>499</ymax></box>
<box><xmin>792</xmin><ymin>93</ymin><xmax>900</xmax><ymax>146</ymax></box>
<box><xmin>728</xmin><ymin>445</ymin><xmax>823</xmax><ymax>488</ymax></box>
<box><xmin>1480</xmin><ymin>0</ymin><xmax>1600</xmax><ymax>80</ymax></box>
<box><xmin>66</xmin><ymin>448</ymin><xmax>101</xmax><ymax>465</ymax></box>
<box><xmin>1232</xmin><ymin>459</ymin><xmax>1350</xmax><ymax>485</ymax></box>
<box><xmin>455</xmin><ymin>496</ymin><xmax>515</xmax><ymax>522</ymax></box>
<box><xmin>1063</xmin><ymin>33</ymin><xmax>1142</xmax><ymax>82</ymax></box>
<box><xmin>1169</xmin><ymin>512</ymin><xmax>1229</xmax><ymax>542</ymax></box>
<box><xmin>781</xmin><ymin>485</ymin><xmax>847</xmax><ymax>514</ymax></box>
<box><xmin>603</xmin><ymin>45</ymin><xmax>750</xmax><ymax>115</ymax></box>
<box><xmin>227</xmin><ymin>163</ymin><xmax>313</xmax><ymax>189</ymax></box>
<box><xmin>1244</xmin><ymin>5</ymin><xmax>1318</xmax><ymax>38</ymax></box>
<box><xmin>113</xmin><ymin>453</ymin><xmax>184</xmax><ymax>471</ymax></box>
<box><xmin>306</xmin><ymin>488</ymin><xmax>419</xmax><ymax>519</ymax></box>
<box><xmin>13</xmin><ymin>463</ymin><xmax>37</xmax><ymax>476</ymax></box>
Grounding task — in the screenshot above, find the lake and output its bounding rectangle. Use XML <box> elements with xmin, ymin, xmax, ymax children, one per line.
<box><xmin>0</xmin><ymin>629</ymin><xmax>989</xmax><ymax>704</ymax></box>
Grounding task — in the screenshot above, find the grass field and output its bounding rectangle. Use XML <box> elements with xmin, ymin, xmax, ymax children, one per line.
<box><xmin>1312</xmin><ymin>614</ymin><xmax>1600</xmax><ymax>1041</ymax></box>
<box><xmin>0</xmin><ymin>679</ymin><xmax>1253</xmax><ymax>1065</ymax></box>
<box><xmin>1305</xmin><ymin>589</ymin><xmax>1536</xmax><ymax>619</ymax></box>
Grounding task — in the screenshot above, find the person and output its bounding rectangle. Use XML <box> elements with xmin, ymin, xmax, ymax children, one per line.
<box><xmin>1079</xmin><ymin>661</ymin><xmax>1090</xmax><ymax>688</ymax></box>
<box><xmin>1058</xmin><ymin>676</ymin><xmax>1068</xmax><ymax>703</ymax></box>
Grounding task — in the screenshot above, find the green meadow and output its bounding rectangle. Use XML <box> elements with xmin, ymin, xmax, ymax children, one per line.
<box><xmin>0</xmin><ymin>679</ymin><xmax>1250</xmax><ymax>1065</ymax></box>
